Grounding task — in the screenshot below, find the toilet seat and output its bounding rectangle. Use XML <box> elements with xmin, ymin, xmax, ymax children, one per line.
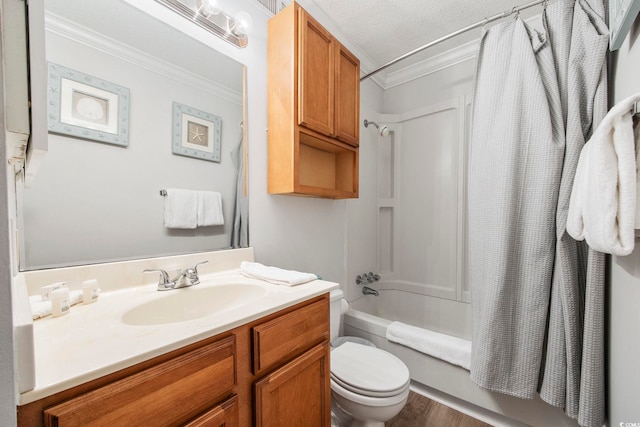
<box><xmin>331</xmin><ymin>342</ymin><xmax>410</xmax><ymax>398</ymax></box>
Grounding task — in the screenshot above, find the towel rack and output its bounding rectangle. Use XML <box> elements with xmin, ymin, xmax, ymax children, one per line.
<box><xmin>160</xmin><ymin>189</ymin><xmax>167</xmax><ymax>196</ymax></box>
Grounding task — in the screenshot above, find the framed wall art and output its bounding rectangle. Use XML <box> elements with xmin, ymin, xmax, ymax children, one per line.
<box><xmin>610</xmin><ymin>0</ymin><xmax>640</xmax><ymax>50</ymax></box>
<box><xmin>47</xmin><ymin>62</ymin><xmax>130</xmax><ymax>146</ymax></box>
<box><xmin>172</xmin><ymin>102</ymin><xmax>222</xmax><ymax>162</ymax></box>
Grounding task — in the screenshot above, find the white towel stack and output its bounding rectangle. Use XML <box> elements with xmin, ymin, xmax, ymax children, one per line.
<box><xmin>163</xmin><ymin>189</ymin><xmax>223</xmax><ymax>229</ymax></box>
<box><xmin>567</xmin><ymin>93</ymin><xmax>640</xmax><ymax>256</ymax></box>
<box><xmin>240</xmin><ymin>261</ymin><xmax>318</xmax><ymax>286</ymax></box>
<box><xmin>29</xmin><ymin>291</ymin><xmax>83</xmax><ymax>320</ymax></box>
<box><xmin>386</xmin><ymin>321</ymin><xmax>472</xmax><ymax>370</ymax></box>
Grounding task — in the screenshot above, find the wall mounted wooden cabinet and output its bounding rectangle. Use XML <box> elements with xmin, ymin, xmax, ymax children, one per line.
<box><xmin>268</xmin><ymin>2</ymin><xmax>360</xmax><ymax>199</ymax></box>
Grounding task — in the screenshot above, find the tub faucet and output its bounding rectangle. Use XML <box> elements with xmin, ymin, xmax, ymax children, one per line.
<box><xmin>362</xmin><ymin>286</ymin><xmax>379</xmax><ymax>296</ymax></box>
<box><xmin>144</xmin><ymin>260</ymin><xmax>208</xmax><ymax>291</ymax></box>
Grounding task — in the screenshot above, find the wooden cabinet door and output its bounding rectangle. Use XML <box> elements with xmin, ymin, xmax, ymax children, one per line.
<box><xmin>254</xmin><ymin>343</ymin><xmax>330</xmax><ymax>427</ymax></box>
<box><xmin>184</xmin><ymin>395</ymin><xmax>238</xmax><ymax>427</ymax></box>
<box><xmin>335</xmin><ymin>43</ymin><xmax>360</xmax><ymax>146</ymax></box>
<box><xmin>297</xmin><ymin>8</ymin><xmax>335</xmax><ymax>137</ymax></box>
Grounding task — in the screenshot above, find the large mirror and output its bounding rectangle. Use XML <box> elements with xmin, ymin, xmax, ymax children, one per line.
<box><xmin>19</xmin><ymin>0</ymin><xmax>248</xmax><ymax>270</ymax></box>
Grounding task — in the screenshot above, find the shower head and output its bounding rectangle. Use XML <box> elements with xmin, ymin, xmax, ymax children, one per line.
<box><xmin>364</xmin><ymin>119</ymin><xmax>390</xmax><ymax>137</ymax></box>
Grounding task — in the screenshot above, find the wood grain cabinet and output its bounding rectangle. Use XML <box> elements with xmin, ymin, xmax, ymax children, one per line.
<box><xmin>268</xmin><ymin>1</ymin><xmax>360</xmax><ymax>199</ymax></box>
<box><xmin>17</xmin><ymin>295</ymin><xmax>330</xmax><ymax>427</ymax></box>
<box><xmin>253</xmin><ymin>298</ymin><xmax>331</xmax><ymax>427</ymax></box>
<box><xmin>43</xmin><ymin>336</ymin><xmax>236</xmax><ymax>427</ymax></box>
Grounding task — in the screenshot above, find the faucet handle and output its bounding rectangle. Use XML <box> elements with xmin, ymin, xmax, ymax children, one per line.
<box><xmin>185</xmin><ymin>260</ymin><xmax>209</xmax><ymax>285</ymax></box>
<box><xmin>143</xmin><ymin>269</ymin><xmax>175</xmax><ymax>290</ymax></box>
<box><xmin>143</xmin><ymin>268</ymin><xmax>170</xmax><ymax>283</ymax></box>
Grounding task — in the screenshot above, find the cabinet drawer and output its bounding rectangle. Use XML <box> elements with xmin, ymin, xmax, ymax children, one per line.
<box><xmin>252</xmin><ymin>298</ymin><xmax>329</xmax><ymax>374</ymax></box>
<box><xmin>44</xmin><ymin>336</ymin><xmax>236</xmax><ymax>427</ymax></box>
<box><xmin>184</xmin><ymin>395</ymin><xmax>239</xmax><ymax>427</ymax></box>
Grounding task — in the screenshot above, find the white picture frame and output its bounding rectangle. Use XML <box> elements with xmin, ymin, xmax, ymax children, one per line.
<box><xmin>610</xmin><ymin>0</ymin><xmax>640</xmax><ymax>51</ymax></box>
<box><xmin>47</xmin><ymin>62</ymin><xmax>130</xmax><ymax>146</ymax></box>
<box><xmin>172</xmin><ymin>102</ymin><xmax>222</xmax><ymax>162</ymax></box>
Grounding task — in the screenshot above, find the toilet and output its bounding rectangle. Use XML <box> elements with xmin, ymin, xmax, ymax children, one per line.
<box><xmin>329</xmin><ymin>290</ymin><xmax>410</xmax><ymax>427</ymax></box>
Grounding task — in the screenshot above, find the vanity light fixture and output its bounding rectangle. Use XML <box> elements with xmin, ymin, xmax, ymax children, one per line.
<box><xmin>154</xmin><ymin>0</ymin><xmax>253</xmax><ymax>48</ymax></box>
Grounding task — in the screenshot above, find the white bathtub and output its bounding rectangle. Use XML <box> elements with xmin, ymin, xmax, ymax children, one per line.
<box><xmin>342</xmin><ymin>285</ymin><xmax>580</xmax><ymax>427</ymax></box>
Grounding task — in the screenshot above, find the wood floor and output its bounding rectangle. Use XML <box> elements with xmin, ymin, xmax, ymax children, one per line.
<box><xmin>386</xmin><ymin>391</ymin><xmax>492</xmax><ymax>427</ymax></box>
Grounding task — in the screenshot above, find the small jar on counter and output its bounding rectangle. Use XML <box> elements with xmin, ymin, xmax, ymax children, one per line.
<box><xmin>51</xmin><ymin>288</ymin><xmax>70</xmax><ymax>317</ymax></box>
<box><xmin>82</xmin><ymin>279</ymin><xmax>100</xmax><ymax>304</ymax></box>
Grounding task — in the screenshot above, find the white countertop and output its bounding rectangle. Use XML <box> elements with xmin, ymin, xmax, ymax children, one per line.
<box><xmin>19</xmin><ymin>269</ymin><xmax>338</xmax><ymax>405</ymax></box>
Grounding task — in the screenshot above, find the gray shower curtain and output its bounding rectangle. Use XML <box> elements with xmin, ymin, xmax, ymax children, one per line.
<box><xmin>468</xmin><ymin>1</ymin><xmax>609</xmax><ymax>426</ymax></box>
<box><xmin>230</xmin><ymin>132</ymin><xmax>249</xmax><ymax>248</ymax></box>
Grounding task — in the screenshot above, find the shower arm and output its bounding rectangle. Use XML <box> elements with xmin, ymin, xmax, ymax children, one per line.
<box><xmin>364</xmin><ymin>119</ymin><xmax>390</xmax><ymax>137</ymax></box>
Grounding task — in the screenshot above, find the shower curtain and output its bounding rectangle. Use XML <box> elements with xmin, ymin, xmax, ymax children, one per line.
<box><xmin>468</xmin><ymin>1</ymin><xmax>608</xmax><ymax>426</ymax></box>
<box><xmin>230</xmin><ymin>131</ymin><xmax>249</xmax><ymax>248</ymax></box>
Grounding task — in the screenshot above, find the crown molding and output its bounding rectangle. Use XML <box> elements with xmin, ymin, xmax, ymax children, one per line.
<box><xmin>44</xmin><ymin>12</ymin><xmax>243</xmax><ymax>106</ymax></box>
<box><xmin>380</xmin><ymin>39</ymin><xmax>479</xmax><ymax>90</ymax></box>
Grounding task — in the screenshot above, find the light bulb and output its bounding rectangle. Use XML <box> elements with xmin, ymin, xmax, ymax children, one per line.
<box><xmin>196</xmin><ymin>0</ymin><xmax>221</xmax><ymax>18</ymax></box>
<box><xmin>231</xmin><ymin>11</ymin><xmax>253</xmax><ymax>37</ymax></box>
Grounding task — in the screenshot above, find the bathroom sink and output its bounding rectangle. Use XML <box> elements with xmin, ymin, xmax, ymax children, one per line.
<box><xmin>121</xmin><ymin>284</ymin><xmax>267</xmax><ymax>326</ymax></box>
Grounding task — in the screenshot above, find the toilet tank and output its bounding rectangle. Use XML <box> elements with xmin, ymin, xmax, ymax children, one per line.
<box><xmin>330</xmin><ymin>289</ymin><xmax>345</xmax><ymax>342</ymax></box>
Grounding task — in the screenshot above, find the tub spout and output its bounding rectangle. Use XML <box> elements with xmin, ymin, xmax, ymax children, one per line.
<box><xmin>362</xmin><ymin>286</ymin><xmax>379</xmax><ymax>296</ymax></box>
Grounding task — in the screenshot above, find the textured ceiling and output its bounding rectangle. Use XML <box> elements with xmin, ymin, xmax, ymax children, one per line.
<box><xmin>310</xmin><ymin>0</ymin><xmax>541</xmax><ymax>74</ymax></box>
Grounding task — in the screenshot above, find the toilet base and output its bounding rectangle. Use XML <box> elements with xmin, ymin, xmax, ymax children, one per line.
<box><xmin>350</xmin><ymin>421</ymin><xmax>384</xmax><ymax>427</ymax></box>
<box><xmin>331</xmin><ymin>386</ymin><xmax>409</xmax><ymax>427</ymax></box>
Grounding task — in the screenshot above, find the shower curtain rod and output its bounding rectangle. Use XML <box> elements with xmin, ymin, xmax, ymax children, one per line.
<box><xmin>360</xmin><ymin>0</ymin><xmax>548</xmax><ymax>81</ymax></box>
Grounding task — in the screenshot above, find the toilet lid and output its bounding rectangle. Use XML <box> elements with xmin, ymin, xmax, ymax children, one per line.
<box><xmin>331</xmin><ymin>342</ymin><xmax>410</xmax><ymax>398</ymax></box>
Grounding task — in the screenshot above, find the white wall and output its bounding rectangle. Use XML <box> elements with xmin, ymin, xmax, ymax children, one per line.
<box><xmin>608</xmin><ymin>22</ymin><xmax>640</xmax><ymax>424</ymax></box>
<box><xmin>345</xmin><ymin>78</ymin><xmax>384</xmax><ymax>301</ymax></box>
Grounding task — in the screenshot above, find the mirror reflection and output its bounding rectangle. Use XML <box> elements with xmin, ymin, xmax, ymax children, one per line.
<box><xmin>20</xmin><ymin>0</ymin><xmax>247</xmax><ymax>270</ymax></box>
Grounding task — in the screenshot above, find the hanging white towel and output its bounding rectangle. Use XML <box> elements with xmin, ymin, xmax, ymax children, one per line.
<box><xmin>567</xmin><ymin>93</ymin><xmax>640</xmax><ymax>256</ymax></box>
<box><xmin>386</xmin><ymin>321</ymin><xmax>472</xmax><ymax>370</ymax></box>
<box><xmin>197</xmin><ymin>191</ymin><xmax>224</xmax><ymax>226</ymax></box>
<box><xmin>163</xmin><ymin>188</ymin><xmax>197</xmax><ymax>229</ymax></box>
<box><xmin>240</xmin><ymin>261</ymin><xmax>318</xmax><ymax>286</ymax></box>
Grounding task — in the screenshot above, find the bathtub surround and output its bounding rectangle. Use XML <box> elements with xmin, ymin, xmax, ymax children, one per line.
<box><xmin>469</xmin><ymin>0</ymin><xmax>608</xmax><ymax>426</ymax></box>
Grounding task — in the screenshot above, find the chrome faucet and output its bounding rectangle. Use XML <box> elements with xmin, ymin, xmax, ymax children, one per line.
<box><xmin>362</xmin><ymin>286</ymin><xmax>379</xmax><ymax>296</ymax></box>
<box><xmin>144</xmin><ymin>260</ymin><xmax>209</xmax><ymax>291</ymax></box>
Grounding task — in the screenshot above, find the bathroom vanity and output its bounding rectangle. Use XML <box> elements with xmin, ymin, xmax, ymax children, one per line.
<box><xmin>15</xmin><ymin>249</ymin><xmax>337</xmax><ymax>426</ymax></box>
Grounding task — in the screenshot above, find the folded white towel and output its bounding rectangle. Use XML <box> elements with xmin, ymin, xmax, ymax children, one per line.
<box><xmin>240</xmin><ymin>261</ymin><xmax>318</xmax><ymax>286</ymax></box>
<box><xmin>30</xmin><ymin>291</ymin><xmax>83</xmax><ymax>320</ymax></box>
<box><xmin>163</xmin><ymin>188</ymin><xmax>198</xmax><ymax>229</ymax></box>
<box><xmin>386</xmin><ymin>321</ymin><xmax>472</xmax><ymax>371</ymax></box>
<box><xmin>567</xmin><ymin>93</ymin><xmax>640</xmax><ymax>256</ymax></box>
<box><xmin>197</xmin><ymin>191</ymin><xmax>224</xmax><ymax>226</ymax></box>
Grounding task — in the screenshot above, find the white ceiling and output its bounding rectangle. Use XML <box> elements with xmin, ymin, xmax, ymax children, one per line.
<box><xmin>309</xmin><ymin>0</ymin><xmax>541</xmax><ymax>77</ymax></box>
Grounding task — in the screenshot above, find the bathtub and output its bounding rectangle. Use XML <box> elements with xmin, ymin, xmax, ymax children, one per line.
<box><xmin>342</xmin><ymin>284</ymin><xmax>580</xmax><ymax>427</ymax></box>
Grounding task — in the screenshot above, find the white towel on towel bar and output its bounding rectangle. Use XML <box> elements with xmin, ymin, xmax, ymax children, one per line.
<box><xmin>240</xmin><ymin>261</ymin><xmax>318</xmax><ymax>286</ymax></box>
<box><xmin>163</xmin><ymin>188</ymin><xmax>197</xmax><ymax>229</ymax></box>
<box><xmin>567</xmin><ymin>93</ymin><xmax>640</xmax><ymax>256</ymax></box>
<box><xmin>386</xmin><ymin>321</ymin><xmax>472</xmax><ymax>371</ymax></box>
<box><xmin>197</xmin><ymin>191</ymin><xmax>224</xmax><ymax>226</ymax></box>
